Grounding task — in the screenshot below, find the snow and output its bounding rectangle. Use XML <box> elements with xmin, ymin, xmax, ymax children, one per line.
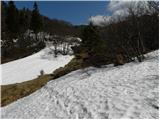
<box><xmin>1</xmin><ymin>50</ymin><xmax>159</xmax><ymax>119</ymax></box>
<box><xmin>1</xmin><ymin>47</ymin><xmax>73</xmax><ymax>85</ymax></box>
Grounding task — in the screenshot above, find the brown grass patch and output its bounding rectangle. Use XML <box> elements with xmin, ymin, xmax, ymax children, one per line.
<box><xmin>1</xmin><ymin>74</ymin><xmax>53</xmax><ymax>107</ymax></box>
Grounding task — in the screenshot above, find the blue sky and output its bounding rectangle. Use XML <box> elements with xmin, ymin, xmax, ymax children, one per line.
<box><xmin>14</xmin><ymin>1</ymin><xmax>110</xmax><ymax>25</ymax></box>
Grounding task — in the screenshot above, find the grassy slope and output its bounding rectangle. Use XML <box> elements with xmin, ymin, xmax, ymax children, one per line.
<box><xmin>1</xmin><ymin>74</ymin><xmax>53</xmax><ymax>107</ymax></box>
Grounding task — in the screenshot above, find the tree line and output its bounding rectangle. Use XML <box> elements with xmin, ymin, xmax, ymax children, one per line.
<box><xmin>72</xmin><ymin>1</ymin><xmax>159</xmax><ymax>67</ymax></box>
<box><xmin>1</xmin><ymin>1</ymin><xmax>159</xmax><ymax>66</ymax></box>
<box><xmin>1</xmin><ymin>1</ymin><xmax>78</xmax><ymax>63</ymax></box>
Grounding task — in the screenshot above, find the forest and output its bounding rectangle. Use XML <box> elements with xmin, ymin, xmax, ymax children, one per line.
<box><xmin>1</xmin><ymin>1</ymin><xmax>79</xmax><ymax>63</ymax></box>
<box><xmin>1</xmin><ymin>1</ymin><xmax>159</xmax><ymax>67</ymax></box>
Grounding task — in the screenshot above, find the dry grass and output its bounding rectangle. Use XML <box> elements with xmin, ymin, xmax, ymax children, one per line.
<box><xmin>1</xmin><ymin>74</ymin><xmax>53</xmax><ymax>107</ymax></box>
<box><xmin>53</xmin><ymin>57</ymin><xmax>83</xmax><ymax>79</ymax></box>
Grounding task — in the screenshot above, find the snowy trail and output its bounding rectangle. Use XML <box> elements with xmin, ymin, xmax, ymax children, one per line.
<box><xmin>1</xmin><ymin>47</ymin><xmax>73</xmax><ymax>85</ymax></box>
<box><xmin>1</xmin><ymin>51</ymin><xmax>159</xmax><ymax>119</ymax></box>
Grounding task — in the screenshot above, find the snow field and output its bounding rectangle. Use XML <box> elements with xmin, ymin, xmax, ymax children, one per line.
<box><xmin>1</xmin><ymin>50</ymin><xmax>159</xmax><ymax>119</ymax></box>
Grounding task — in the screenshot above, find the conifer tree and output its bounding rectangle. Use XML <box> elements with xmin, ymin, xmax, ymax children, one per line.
<box><xmin>30</xmin><ymin>2</ymin><xmax>43</xmax><ymax>34</ymax></box>
<box><xmin>6</xmin><ymin>1</ymin><xmax>19</xmax><ymax>37</ymax></box>
<box><xmin>1</xmin><ymin>1</ymin><xmax>7</xmax><ymax>39</ymax></box>
<box><xmin>19</xmin><ymin>7</ymin><xmax>28</xmax><ymax>33</ymax></box>
<box><xmin>80</xmin><ymin>22</ymin><xmax>107</xmax><ymax>67</ymax></box>
<box><xmin>4</xmin><ymin>1</ymin><xmax>20</xmax><ymax>51</ymax></box>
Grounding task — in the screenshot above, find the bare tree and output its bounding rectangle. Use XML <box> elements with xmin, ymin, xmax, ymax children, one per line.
<box><xmin>126</xmin><ymin>3</ymin><xmax>147</xmax><ymax>62</ymax></box>
<box><xmin>147</xmin><ymin>1</ymin><xmax>159</xmax><ymax>15</ymax></box>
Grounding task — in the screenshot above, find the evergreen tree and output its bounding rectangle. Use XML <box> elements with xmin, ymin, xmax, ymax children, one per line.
<box><xmin>1</xmin><ymin>1</ymin><xmax>8</xmax><ymax>56</ymax></box>
<box><xmin>4</xmin><ymin>1</ymin><xmax>20</xmax><ymax>52</ymax></box>
<box><xmin>80</xmin><ymin>22</ymin><xmax>107</xmax><ymax>67</ymax></box>
<box><xmin>17</xmin><ymin>7</ymin><xmax>31</xmax><ymax>49</ymax></box>
<box><xmin>1</xmin><ymin>1</ymin><xmax>7</xmax><ymax>39</ymax></box>
<box><xmin>6</xmin><ymin>1</ymin><xmax>19</xmax><ymax>36</ymax></box>
<box><xmin>30</xmin><ymin>2</ymin><xmax>43</xmax><ymax>33</ymax></box>
<box><xmin>19</xmin><ymin>7</ymin><xmax>28</xmax><ymax>33</ymax></box>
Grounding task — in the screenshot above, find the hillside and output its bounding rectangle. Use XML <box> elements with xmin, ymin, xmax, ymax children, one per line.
<box><xmin>1</xmin><ymin>47</ymin><xmax>73</xmax><ymax>85</ymax></box>
<box><xmin>1</xmin><ymin>1</ymin><xmax>79</xmax><ymax>63</ymax></box>
<box><xmin>1</xmin><ymin>50</ymin><xmax>158</xmax><ymax>119</ymax></box>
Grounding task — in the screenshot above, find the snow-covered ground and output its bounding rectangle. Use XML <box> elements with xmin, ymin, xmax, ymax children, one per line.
<box><xmin>1</xmin><ymin>47</ymin><xmax>73</xmax><ymax>85</ymax></box>
<box><xmin>1</xmin><ymin>50</ymin><xmax>159</xmax><ymax>119</ymax></box>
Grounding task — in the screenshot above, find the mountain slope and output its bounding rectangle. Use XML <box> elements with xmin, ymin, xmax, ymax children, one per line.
<box><xmin>1</xmin><ymin>47</ymin><xmax>73</xmax><ymax>85</ymax></box>
<box><xmin>1</xmin><ymin>50</ymin><xmax>159</xmax><ymax>119</ymax></box>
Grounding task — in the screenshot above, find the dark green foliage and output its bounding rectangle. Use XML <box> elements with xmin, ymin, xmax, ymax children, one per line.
<box><xmin>43</xmin><ymin>16</ymin><xmax>78</xmax><ymax>36</ymax></box>
<box><xmin>1</xmin><ymin>1</ymin><xmax>7</xmax><ymax>35</ymax></box>
<box><xmin>18</xmin><ymin>8</ymin><xmax>30</xmax><ymax>33</ymax></box>
<box><xmin>3</xmin><ymin>1</ymin><xmax>18</xmax><ymax>51</ymax></box>
<box><xmin>1</xmin><ymin>1</ymin><xmax>8</xmax><ymax>53</ymax></box>
<box><xmin>6</xmin><ymin>1</ymin><xmax>19</xmax><ymax>35</ymax></box>
<box><xmin>30</xmin><ymin>2</ymin><xmax>43</xmax><ymax>33</ymax></box>
<box><xmin>81</xmin><ymin>23</ymin><xmax>107</xmax><ymax>55</ymax></box>
<box><xmin>73</xmin><ymin>23</ymin><xmax>108</xmax><ymax>67</ymax></box>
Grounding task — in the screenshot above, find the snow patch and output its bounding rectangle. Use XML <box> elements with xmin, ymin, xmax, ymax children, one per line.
<box><xmin>1</xmin><ymin>47</ymin><xmax>73</xmax><ymax>85</ymax></box>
